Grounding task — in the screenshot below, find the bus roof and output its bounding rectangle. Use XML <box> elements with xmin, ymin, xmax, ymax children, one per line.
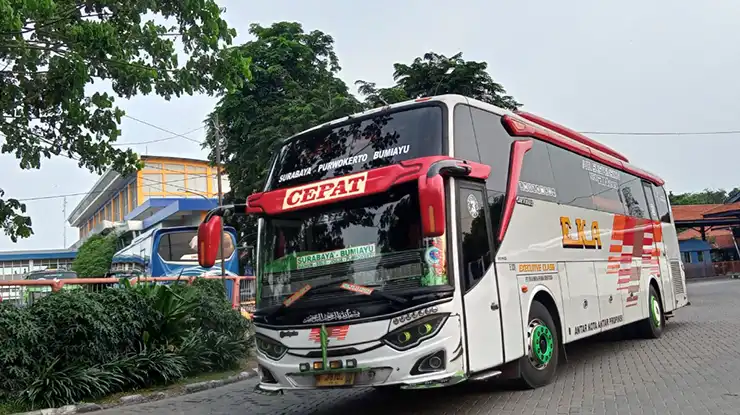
<box><xmin>280</xmin><ymin>94</ymin><xmax>664</xmax><ymax>186</ymax></box>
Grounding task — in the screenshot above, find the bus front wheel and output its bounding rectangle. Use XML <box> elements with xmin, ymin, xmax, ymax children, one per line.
<box><xmin>516</xmin><ymin>300</ymin><xmax>560</xmax><ymax>389</ymax></box>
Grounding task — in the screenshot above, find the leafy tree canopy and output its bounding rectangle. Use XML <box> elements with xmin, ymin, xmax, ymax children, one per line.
<box><xmin>1</xmin><ymin>0</ymin><xmax>251</xmax><ymax>242</ymax></box>
<box><xmin>669</xmin><ymin>188</ymin><xmax>740</xmax><ymax>205</ymax></box>
<box><xmin>71</xmin><ymin>233</ymin><xmax>118</xmax><ymax>277</ymax></box>
<box><xmin>204</xmin><ymin>21</ymin><xmax>362</xmax><ymax>244</ymax></box>
<box><xmin>356</xmin><ymin>52</ymin><xmax>521</xmax><ymax>110</ymax></box>
<box><xmin>206</xmin><ymin>26</ymin><xmax>523</xmax><ymax>246</ymax></box>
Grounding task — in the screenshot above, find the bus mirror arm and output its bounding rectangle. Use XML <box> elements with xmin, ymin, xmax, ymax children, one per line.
<box><xmin>419</xmin><ymin>159</ymin><xmax>474</xmax><ymax>238</ymax></box>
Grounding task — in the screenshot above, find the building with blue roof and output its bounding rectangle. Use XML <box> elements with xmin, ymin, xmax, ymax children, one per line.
<box><xmin>0</xmin><ymin>155</ymin><xmax>229</xmax><ymax>280</ymax></box>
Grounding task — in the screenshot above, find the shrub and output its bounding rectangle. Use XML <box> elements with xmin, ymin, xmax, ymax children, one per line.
<box><xmin>0</xmin><ymin>279</ymin><xmax>252</xmax><ymax>410</ymax></box>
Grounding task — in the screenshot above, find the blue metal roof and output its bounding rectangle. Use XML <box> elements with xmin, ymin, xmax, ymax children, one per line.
<box><xmin>0</xmin><ymin>249</ymin><xmax>77</xmax><ymax>261</ymax></box>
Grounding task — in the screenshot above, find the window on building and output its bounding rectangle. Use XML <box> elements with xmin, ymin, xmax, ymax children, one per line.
<box><xmin>518</xmin><ymin>140</ymin><xmax>557</xmax><ymax>203</ymax></box>
<box><xmin>144</xmin><ymin>162</ymin><xmax>161</xmax><ymax>170</ymax></box>
<box><xmin>121</xmin><ymin>189</ymin><xmax>129</xmax><ymax>216</ymax></box>
<box><xmin>697</xmin><ymin>251</ymin><xmax>705</xmax><ymax>262</ymax></box>
<box><xmin>187</xmin><ymin>166</ymin><xmax>208</xmax><ymax>193</ymax></box>
<box><xmin>129</xmin><ymin>183</ymin><xmax>137</xmax><ymax>207</ymax></box>
<box><xmin>142</xmin><ymin>173</ymin><xmax>162</xmax><ymax>194</ymax></box>
<box><xmin>618</xmin><ymin>173</ymin><xmax>649</xmax><ymax>219</ymax></box>
<box><xmin>105</xmin><ymin>204</ymin><xmax>111</xmax><ymax>221</ymax></box>
<box><xmin>113</xmin><ymin>195</ymin><xmax>120</xmax><ymax>220</ymax></box>
<box><xmin>547</xmin><ymin>145</ymin><xmax>595</xmax><ymax>210</ymax></box>
<box><xmin>681</xmin><ymin>251</ymin><xmax>691</xmax><ymax>263</ymax></box>
<box><xmin>165</xmin><ymin>173</ymin><xmax>186</xmax><ymax>193</ymax></box>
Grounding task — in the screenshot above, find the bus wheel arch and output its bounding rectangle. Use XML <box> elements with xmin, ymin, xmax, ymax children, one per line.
<box><xmin>515</xmin><ymin>289</ymin><xmax>562</xmax><ymax>389</ymax></box>
<box><xmin>637</xmin><ymin>278</ymin><xmax>665</xmax><ymax>339</ymax></box>
<box><xmin>530</xmin><ymin>290</ymin><xmax>563</xmax><ymax>354</ymax></box>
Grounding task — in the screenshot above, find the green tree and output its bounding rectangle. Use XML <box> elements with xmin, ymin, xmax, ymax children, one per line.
<box><xmin>669</xmin><ymin>188</ymin><xmax>730</xmax><ymax>205</ymax></box>
<box><xmin>71</xmin><ymin>233</ymin><xmax>118</xmax><ymax>277</ymax></box>
<box><xmin>0</xmin><ymin>0</ymin><xmax>251</xmax><ymax>242</ymax></box>
<box><xmin>204</xmin><ymin>22</ymin><xmax>362</xmax><ymax>245</ymax></box>
<box><xmin>357</xmin><ymin>52</ymin><xmax>521</xmax><ymax>110</ymax></box>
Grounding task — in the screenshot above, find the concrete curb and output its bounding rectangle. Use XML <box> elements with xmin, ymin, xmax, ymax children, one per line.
<box><xmin>13</xmin><ymin>370</ymin><xmax>258</xmax><ymax>415</ymax></box>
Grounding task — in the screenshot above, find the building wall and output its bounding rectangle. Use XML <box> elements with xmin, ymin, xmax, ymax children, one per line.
<box><xmin>0</xmin><ymin>256</ymin><xmax>75</xmax><ymax>280</ymax></box>
<box><xmin>679</xmin><ymin>239</ymin><xmax>712</xmax><ymax>264</ymax></box>
<box><xmin>76</xmin><ymin>157</ymin><xmax>226</xmax><ymax>240</ymax></box>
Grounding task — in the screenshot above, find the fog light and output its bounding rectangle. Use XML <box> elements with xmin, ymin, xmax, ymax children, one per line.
<box><xmin>313</xmin><ymin>361</ymin><xmax>323</xmax><ymax>370</ymax></box>
<box><xmin>299</xmin><ymin>363</ymin><xmax>310</xmax><ymax>372</ymax></box>
<box><xmin>329</xmin><ymin>360</ymin><xmax>342</xmax><ymax>369</ymax></box>
<box><xmin>346</xmin><ymin>359</ymin><xmax>357</xmax><ymax>368</ymax></box>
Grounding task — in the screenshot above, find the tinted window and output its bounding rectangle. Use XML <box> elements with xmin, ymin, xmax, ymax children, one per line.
<box><xmin>618</xmin><ymin>174</ymin><xmax>649</xmax><ymax>218</ymax></box>
<box><xmin>547</xmin><ymin>145</ymin><xmax>595</xmax><ymax>210</ymax></box>
<box><xmin>518</xmin><ymin>140</ymin><xmax>557</xmax><ymax>202</ymax></box>
<box><xmin>468</xmin><ymin>106</ymin><xmax>515</xmax><ymax>193</ymax></box>
<box><xmin>158</xmin><ymin>231</ymin><xmax>235</xmax><ymax>262</ymax></box>
<box><xmin>582</xmin><ymin>158</ymin><xmax>625</xmax><ymax>214</ymax></box>
<box><xmin>457</xmin><ymin>186</ymin><xmax>492</xmax><ymax>292</ymax></box>
<box><xmin>453</xmin><ymin>104</ymin><xmax>480</xmax><ymax>162</ymax></box>
<box><xmin>268</xmin><ymin>105</ymin><xmax>444</xmax><ymax>190</ymax></box>
<box><xmin>642</xmin><ymin>182</ymin><xmax>659</xmax><ymax>220</ymax></box>
<box><xmin>653</xmin><ymin>184</ymin><xmax>672</xmax><ymax>223</ymax></box>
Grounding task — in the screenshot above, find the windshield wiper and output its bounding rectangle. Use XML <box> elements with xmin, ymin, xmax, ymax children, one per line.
<box><xmin>261</xmin><ymin>278</ymin><xmax>351</xmax><ymax>319</ymax></box>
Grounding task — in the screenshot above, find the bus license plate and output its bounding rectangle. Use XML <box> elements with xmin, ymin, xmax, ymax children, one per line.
<box><xmin>315</xmin><ymin>373</ymin><xmax>355</xmax><ymax>387</ymax></box>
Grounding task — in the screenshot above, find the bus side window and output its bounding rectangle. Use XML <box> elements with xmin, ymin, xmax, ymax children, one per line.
<box><xmin>618</xmin><ymin>173</ymin><xmax>649</xmax><ymax>219</ymax></box>
<box><xmin>547</xmin><ymin>145</ymin><xmax>595</xmax><ymax>210</ymax></box>
<box><xmin>517</xmin><ymin>139</ymin><xmax>557</xmax><ymax>203</ymax></box>
<box><xmin>453</xmin><ymin>104</ymin><xmax>514</xmax><ymax>194</ymax></box>
<box><xmin>652</xmin><ymin>184</ymin><xmax>672</xmax><ymax>223</ymax></box>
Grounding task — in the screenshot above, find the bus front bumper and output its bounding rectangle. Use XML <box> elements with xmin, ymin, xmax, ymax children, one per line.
<box><xmin>254</xmin><ymin>318</ymin><xmax>465</xmax><ymax>391</ymax></box>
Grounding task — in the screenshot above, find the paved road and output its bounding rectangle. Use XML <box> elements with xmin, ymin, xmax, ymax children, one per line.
<box><xmin>102</xmin><ymin>279</ymin><xmax>740</xmax><ymax>415</ymax></box>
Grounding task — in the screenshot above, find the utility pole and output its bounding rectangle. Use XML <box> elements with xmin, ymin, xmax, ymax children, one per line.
<box><xmin>214</xmin><ymin>115</ymin><xmax>226</xmax><ymax>278</ymax></box>
<box><xmin>62</xmin><ymin>197</ymin><xmax>67</xmax><ymax>248</ymax></box>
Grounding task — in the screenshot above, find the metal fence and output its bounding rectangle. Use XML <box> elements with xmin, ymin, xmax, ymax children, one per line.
<box><xmin>0</xmin><ymin>275</ymin><xmax>256</xmax><ymax>318</ymax></box>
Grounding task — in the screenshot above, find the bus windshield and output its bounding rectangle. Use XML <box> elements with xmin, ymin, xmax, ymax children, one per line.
<box><xmin>157</xmin><ymin>230</ymin><xmax>235</xmax><ymax>263</ymax></box>
<box><xmin>267</xmin><ymin>105</ymin><xmax>444</xmax><ymax>191</ymax></box>
<box><xmin>259</xmin><ymin>182</ymin><xmax>450</xmax><ymax>309</ymax></box>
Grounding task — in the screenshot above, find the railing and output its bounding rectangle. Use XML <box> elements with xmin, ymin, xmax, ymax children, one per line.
<box><xmin>0</xmin><ymin>275</ymin><xmax>257</xmax><ymax>318</ymax></box>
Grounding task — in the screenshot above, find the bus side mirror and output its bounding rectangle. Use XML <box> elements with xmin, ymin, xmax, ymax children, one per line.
<box><xmin>198</xmin><ymin>215</ymin><xmax>223</xmax><ymax>268</ymax></box>
<box><xmin>418</xmin><ymin>174</ymin><xmax>446</xmax><ymax>238</ymax></box>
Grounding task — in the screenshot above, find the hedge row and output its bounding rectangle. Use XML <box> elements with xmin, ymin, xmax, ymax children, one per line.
<box><xmin>0</xmin><ymin>279</ymin><xmax>253</xmax><ymax>410</ymax></box>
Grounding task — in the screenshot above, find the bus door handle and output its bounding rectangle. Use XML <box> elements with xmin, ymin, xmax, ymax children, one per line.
<box><xmin>490</xmin><ymin>302</ymin><xmax>499</xmax><ymax>311</ymax></box>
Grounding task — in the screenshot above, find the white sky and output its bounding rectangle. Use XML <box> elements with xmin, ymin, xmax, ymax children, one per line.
<box><xmin>2</xmin><ymin>0</ymin><xmax>739</xmax><ymax>251</ymax></box>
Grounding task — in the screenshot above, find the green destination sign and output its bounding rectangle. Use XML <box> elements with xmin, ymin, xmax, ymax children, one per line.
<box><xmin>297</xmin><ymin>244</ymin><xmax>376</xmax><ymax>269</ymax></box>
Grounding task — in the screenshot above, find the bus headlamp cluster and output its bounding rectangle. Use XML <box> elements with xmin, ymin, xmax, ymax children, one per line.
<box><xmin>382</xmin><ymin>313</ymin><xmax>449</xmax><ymax>351</ymax></box>
<box><xmin>256</xmin><ymin>334</ymin><xmax>287</xmax><ymax>360</ymax></box>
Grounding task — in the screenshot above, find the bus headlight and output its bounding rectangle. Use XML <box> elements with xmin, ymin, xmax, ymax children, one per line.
<box><xmin>382</xmin><ymin>314</ymin><xmax>449</xmax><ymax>351</ymax></box>
<box><xmin>256</xmin><ymin>334</ymin><xmax>287</xmax><ymax>360</ymax></box>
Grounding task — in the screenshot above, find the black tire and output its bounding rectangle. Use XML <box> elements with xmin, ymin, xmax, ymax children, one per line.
<box><xmin>515</xmin><ymin>300</ymin><xmax>560</xmax><ymax>389</ymax></box>
<box><xmin>637</xmin><ymin>284</ymin><xmax>664</xmax><ymax>339</ymax></box>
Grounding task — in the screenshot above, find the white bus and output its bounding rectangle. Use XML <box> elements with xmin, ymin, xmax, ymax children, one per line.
<box><xmin>196</xmin><ymin>94</ymin><xmax>688</xmax><ymax>393</ymax></box>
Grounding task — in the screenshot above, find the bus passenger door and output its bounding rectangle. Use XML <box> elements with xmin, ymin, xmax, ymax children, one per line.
<box><xmin>642</xmin><ymin>182</ymin><xmax>673</xmax><ymax>311</ymax></box>
<box><xmin>454</xmin><ymin>182</ymin><xmax>504</xmax><ymax>373</ymax></box>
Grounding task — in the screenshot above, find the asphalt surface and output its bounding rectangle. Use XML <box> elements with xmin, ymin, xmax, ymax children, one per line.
<box><xmin>101</xmin><ymin>279</ymin><xmax>740</xmax><ymax>415</ymax></box>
